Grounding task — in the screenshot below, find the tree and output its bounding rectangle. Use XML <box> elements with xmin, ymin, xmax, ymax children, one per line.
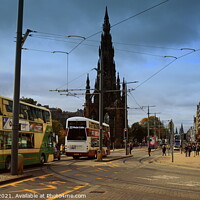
<box><xmin>129</xmin><ymin>122</ymin><xmax>147</xmax><ymax>144</ymax></box>
<box><xmin>20</xmin><ymin>96</ymin><xmax>37</xmax><ymax>105</ymax></box>
<box><xmin>52</xmin><ymin>120</ymin><xmax>65</xmax><ymax>145</ymax></box>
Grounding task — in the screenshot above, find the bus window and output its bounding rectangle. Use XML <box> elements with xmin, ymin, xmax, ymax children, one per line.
<box><xmin>48</xmin><ymin>133</ymin><xmax>54</xmax><ymax>147</ymax></box>
<box><xmin>91</xmin><ymin>138</ymin><xmax>99</xmax><ymax>147</ymax></box>
<box><xmin>19</xmin><ymin>133</ymin><xmax>34</xmax><ymax>148</ymax></box>
<box><xmin>20</xmin><ymin>104</ymin><xmax>28</xmax><ymax>119</ymax></box>
<box><xmin>32</xmin><ymin>108</ymin><xmax>37</xmax><ymax>120</ymax></box>
<box><xmin>27</xmin><ymin>107</ymin><xmax>35</xmax><ymax>121</ymax></box>
<box><xmin>0</xmin><ymin>132</ymin><xmax>3</xmax><ymax>150</ymax></box>
<box><xmin>67</xmin><ymin>128</ymin><xmax>86</xmax><ymax>140</ymax></box>
<box><xmin>37</xmin><ymin>109</ymin><xmax>43</xmax><ymax>120</ymax></box>
<box><xmin>5</xmin><ymin>100</ymin><xmax>13</xmax><ymax>113</ymax></box>
<box><xmin>4</xmin><ymin>132</ymin><xmax>12</xmax><ymax>149</ymax></box>
<box><xmin>43</xmin><ymin>111</ymin><xmax>50</xmax><ymax>123</ymax></box>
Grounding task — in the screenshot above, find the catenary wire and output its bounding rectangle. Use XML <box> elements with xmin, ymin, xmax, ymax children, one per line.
<box><xmin>31</xmin><ymin>34</ymin><xmax>180</xmax><ymax>51</ymax></box>
<box><xmin>134</xmin><ymin>49</ymin><xmax>199</xmax><ymax>90</ymax></box>
<box><xmin>31</xmin><ymin>0</ymin><xmax>170</xmax><ymax>54</ymax></box>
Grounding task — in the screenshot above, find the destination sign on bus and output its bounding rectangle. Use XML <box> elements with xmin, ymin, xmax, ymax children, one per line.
<box><xmin>68</xmin><ymin>121</ymin><xmax>86</xmax><ymax>128</ymax></box>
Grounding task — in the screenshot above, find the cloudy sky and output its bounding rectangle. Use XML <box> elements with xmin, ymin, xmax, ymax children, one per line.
<box><xmin>1</xmin><ymin>0</ymin><xmax>200</xmax><ymax>131</ymax></box>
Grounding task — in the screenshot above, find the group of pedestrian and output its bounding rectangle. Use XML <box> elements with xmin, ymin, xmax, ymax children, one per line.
<box><xmin>184</xmin><ymin>143</ymin><xmax>200</xmax><ymax>157</ymax></box>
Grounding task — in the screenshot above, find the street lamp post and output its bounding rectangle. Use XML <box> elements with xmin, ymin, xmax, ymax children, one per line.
<box><xmin>11</xmin><ymin>0</ymin><xmax>24</xmax><ymax>175</ymax></box>
<box><xmin>97</xmin><ymin>43</ymin><xmax>103</xmax><ymax>161</ymax></box>
<box><xmin>169</xmin><ymin>120</ymin><xmax>174</xmax><ymax>162</ymax></box>
<box><xmin>124</xmin><ymin>80</ymin><xmax>138</xmax><ymax>155</ymax></box>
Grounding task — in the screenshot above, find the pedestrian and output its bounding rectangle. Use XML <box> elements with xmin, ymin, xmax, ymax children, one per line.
<box><xmin>129</xmin><ymin>143</ymin><xmax>133</xmax><ymax>154</ymax></box>
<box><xmin>196</xmin><ymin>144</ymin><xmax>200</xmax><ymax>156</ymax></box>
<box><xmin>162</xmin><ymin>145</ymin><xmax>166</xmax><ymax>156</ymax></box>
<box><xmin>184</xmin><ymin>145</ymin><xmax>188</xmax><ymax>157</ymax></box>
<box><xmin>192</xmin><ymin>144</ymin><xmax>196</xmax><ymax>157</ymax></box>
<box><xmin>148</xmin><ymin>146</ymin><xmax>151</xmax><ymax>156</ymax></box>
<box><xmin>55</xmin><ymin>143</ymin><xmax>61</xmax><ymax>160</ymax></box>
<box><xmin>188</xmin><ymin>144</ymin><xmax>192</xmax><ymax>157</ymax></box>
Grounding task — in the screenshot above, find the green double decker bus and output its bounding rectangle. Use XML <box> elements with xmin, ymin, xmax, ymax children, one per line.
<box><xmin>0</xmin><ymin>96</ymin><xmax>54</xmax><ymax>171</ymax></box>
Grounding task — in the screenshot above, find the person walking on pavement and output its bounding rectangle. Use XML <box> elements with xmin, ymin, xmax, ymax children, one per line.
<box><xmin>129</xmin><ymin>143</ymin><xmax>133</xmax><ymax>154</ymax></box>
<box><xmin>192</xmin><ymin>144</ymin><xmax>196</xmax><ymax>157</ymax></box>
<box><xmin>148</xmin><ymin>146</ymin><xmax>151</xmax><ymax>156</ymax></box>
<box><xmin>184</xmin><ymin>145</ymin><xmax>188</xmax><ymax>157</ymax></box>
<box><xmin>188</xmin><ymin>144</ymin><xmax>192</xmax><ymax>157</ymax></box>
<box><xmin>196</xmin><ymin>144</ymin><xmax>200</xmax><ymax>156</ymax></box>
<box><xmin>162</xmin><ymin>145</ymin><xmax>167</xmax><ymax>156</ymax></box>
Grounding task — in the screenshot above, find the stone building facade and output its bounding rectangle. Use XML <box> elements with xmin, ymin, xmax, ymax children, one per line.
<box><xmin>84</xmin><ymin>8</ymin><xmax>125</xmax><ymax>147</ymax></box>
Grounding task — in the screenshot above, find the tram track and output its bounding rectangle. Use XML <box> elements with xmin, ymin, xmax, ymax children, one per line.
<box><xmin>40</xmin><ymin>156</ymin><xmax>200</xmax><ymax>196</ymax></box>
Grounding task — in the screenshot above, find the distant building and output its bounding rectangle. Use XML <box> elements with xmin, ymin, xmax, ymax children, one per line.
<box><xmin>84</xmin><ymin>8</ymin><xmax>125</xmax><ymax>147</ymax></box>
<box><xmin>187</xmin><ymin>126</ymin><xmax>196</xmax><ymax>143</ymax></box>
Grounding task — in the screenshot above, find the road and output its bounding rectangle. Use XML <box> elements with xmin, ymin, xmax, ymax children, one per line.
<box><xmin>0</xmin><ymin>149</ymin><xmax>200</xmax><ymax>200</ymax></box>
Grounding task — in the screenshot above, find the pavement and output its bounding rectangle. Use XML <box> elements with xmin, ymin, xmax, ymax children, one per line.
<box><xmin>0</xmin><ymin>148</ymin><xmax>199</xmax><ymax>185</ymax></box>
<box><xmin>0</xmin><ymin>172</ymin><xmax>32</xmax><ymax>185</ymax></box>
<box><xmin>96</xmin><ymin>148</ymin><xmax>133</xmax><ymax>162</ymax></box>
<box><xmin>153</xmin><ymin>150</ymin><xmax>200</xmax><ymax>170</ymax></box>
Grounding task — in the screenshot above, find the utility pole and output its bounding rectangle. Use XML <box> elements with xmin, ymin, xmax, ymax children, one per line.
<box><xmin>124</xmin><ymin>81</ymin><xmax>138</xmax><ymax>155</ymax></box>
<box><xmin>146</xmin><ymin>106</ymin><xmax>156</xmax><ymax>147</ymax></box>
<box><xmin>124</xmin><ymin>82</ymin><xmax>128</xmax><ymax>155</ymax></box>
<box><xmin>98</xmin><ymin>44</ymin><xmax>103</xmax><ymax>161</ymax></box>
<box><xmin>147</xmin><ymin>106</ymin><xmax>150</xmax><ymax>147</ymax></box>
<box><xmin>169</xmin><ymin>119</ymin><xmax>174</xmax><ymax>162</ymax></box>
<box><xmin>159</xmin><ymin>117</ymin><xmax>161</xmax><ymax>140</ymax></box>
<box><xmin>11</xmin><ymin>0</ymin><xmax>24</xmax><ymax>175</ymax></box>
<box><xmin>154</xmin><ymin>114</ymin><xmax>156</xmax><ymax>137</ymax></box>
<box><xmin>151</xmin><ymin>113</ymin><xmax>160</xmax><ymax>138</ymax></box>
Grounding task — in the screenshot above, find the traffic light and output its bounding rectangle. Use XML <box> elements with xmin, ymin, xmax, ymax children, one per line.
<box><xmin>124</xmin><ymin>128</ymin><xmax>128</xmax><ymax>139</ymax></box>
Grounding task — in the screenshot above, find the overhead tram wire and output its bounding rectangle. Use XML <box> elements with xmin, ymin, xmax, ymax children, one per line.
<box><xmin>30</xmin><ymin>34</ymin><xmax>180</xmax><ymax>51</ymax></box>
<box><xmin>134</xmin><ymin>49</ymin><xmax>200</xmax><ymax>90</ymax></box>
<box><xmin>111</xmin><ymin>0</ymin><xmax>169</xmax><ymax>29</ymax></box>
<box><xmin>23</xmin><ymin>45</ymin><xmax>171</xmax><ymax>59</ymax></box>
<box><xmin>127</xmin><ymin>49</ymin><xmax>200</xmax><ymax>118</ymax></box>
<box><xmin>115</xmin><ymin>48</ymin><xmax>164</xmax><ymax>58</ymax></box>
<box><xmin>22</xmin><ymin>48</ymin><xmax>53</xmax><ymax>53</ymax></box>
<box><xmin>30</xmin><ymin>0</ymin><xmax>170</xmax><ymax>54</ymax></box>
<box><xmin>25</xmin><ymin>0</ymin><xmax>172</xmax><ymax>95</ymax></box>
<box><xmin>55</xmin><ymin>68</ymin><xmax>96</xmax><ymax>90</ymax></box>
<box><xmin>135</xmin><ymin>58</ymin><xmax>177</xmax><ymax>90</ymax></box>
<box><xmin>128</xmin><ymin>92</ymin><xmax>147</xmax><ymax>114</ymax></box>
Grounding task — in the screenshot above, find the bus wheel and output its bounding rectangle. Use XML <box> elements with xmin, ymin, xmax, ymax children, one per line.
<box><xmin>73</xmin><ymin>156</ymin><xmax>79</xmax><ymax>159</ymax></box>
<box><xmin>5</xmin><ymin>157</ymin><xmax>11</xmax><ymax>172</ymax></box>
<box><xmin>40</xmin><ymin>154</ymin><xmax>45</xmax><ymax>165</ymax></box>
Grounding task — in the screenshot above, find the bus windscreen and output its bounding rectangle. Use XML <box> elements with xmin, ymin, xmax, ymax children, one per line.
<box><xmin>67</xmin><ymin>128</ymin><xmax>86</xmax><ymax>140</ymax></box>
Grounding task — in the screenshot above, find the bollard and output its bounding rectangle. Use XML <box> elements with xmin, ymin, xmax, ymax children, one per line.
<box><xmin>18</xmin><ymin>154</ymin><xmax>24</xmax><ymax>175</ymax></box>
<box><xmin>97</xmin><ymin>150</ymin><xmax>102</xmax><ymax>161</ymax></box>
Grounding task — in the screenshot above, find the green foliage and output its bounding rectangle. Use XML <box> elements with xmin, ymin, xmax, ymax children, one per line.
<box><xmin>52</xmin><ymin>120</ymin><xmax>65</xmax><ymax>145</ymax></box>
<box><xmin>20</xmin><ymin>96</ymin><xmax>37</xmax><ymax>105</ymax></box>
<box><xmin>130</xmin><ymin>117</ymin><xmax>170</xmax><ymax>142</ymax></box>
<box><xmin>56</xmin><ymin>108</ymin><xmax>62</xmax><ymax>113</ymax></box>
<box><xmin>129</xmin><ymin>122</ymin><xmax>147</xmax><ymax>143</ymax></box>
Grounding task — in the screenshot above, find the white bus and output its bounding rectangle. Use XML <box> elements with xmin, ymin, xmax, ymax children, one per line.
<box><xmin>65</xmin><ymin>117</ymin><xmax>110</xmax><ymax>159</ymax></box>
